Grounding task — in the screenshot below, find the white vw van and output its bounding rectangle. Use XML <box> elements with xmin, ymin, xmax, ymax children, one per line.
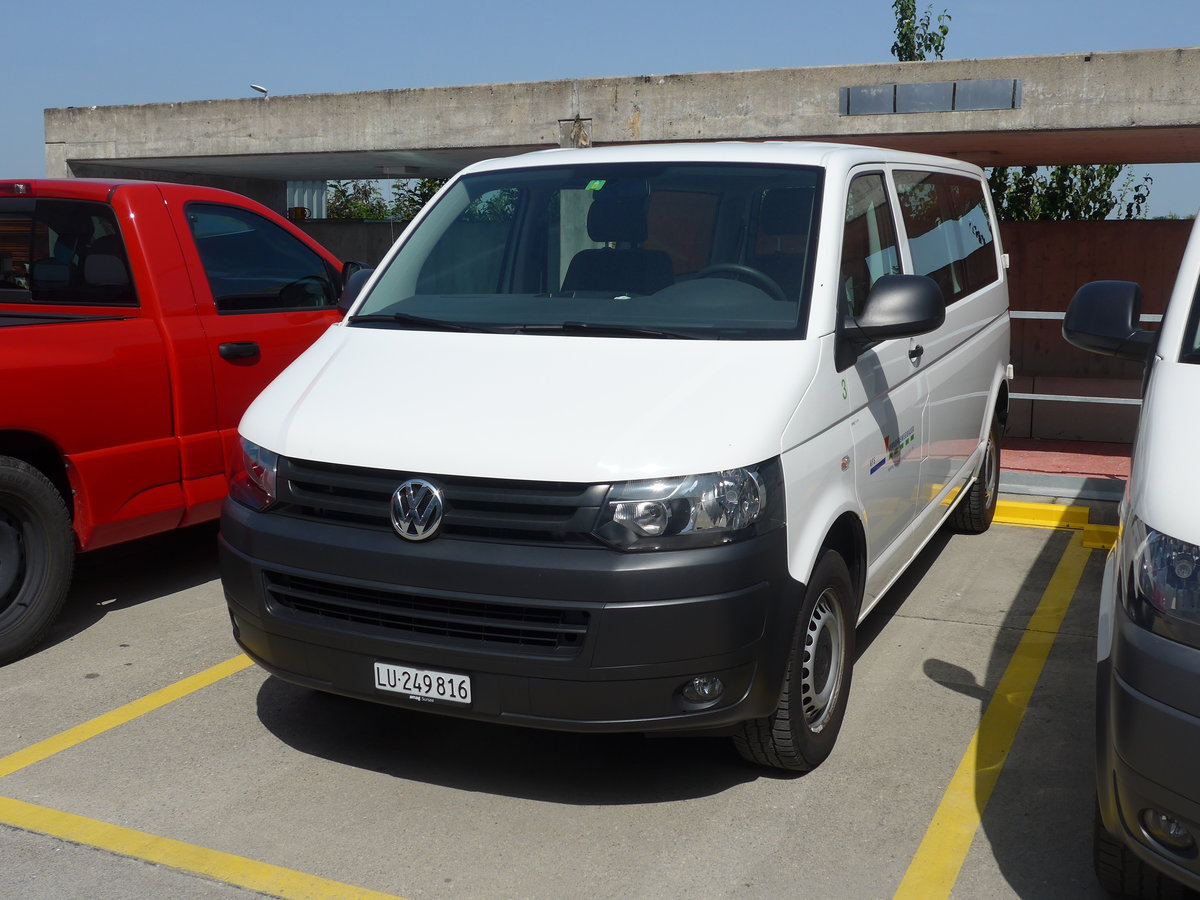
<box><xmin>220</xmin><ymin>142</ymin><xmax>1010</xmax><ymax>772</ymax></box>
<box><xmin>1065</xmin><ymin>214</ymin><xmax>1200</xmax><ymax>896</ymax></box>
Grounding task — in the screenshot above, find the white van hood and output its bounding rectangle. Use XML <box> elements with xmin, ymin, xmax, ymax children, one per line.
<box><xmin>241</xmin><ymin>326</ymin><xmax>820</xmax><ymax>482</ymax></box>
<box><xmin>1130</xmin><ymin>361</ymin><xmax>1200</xmax><ymax>544</ymax></box>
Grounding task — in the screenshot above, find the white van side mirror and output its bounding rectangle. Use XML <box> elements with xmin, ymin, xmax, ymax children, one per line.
<box><xmin>1063</xmin><ymin>280</ymin><xmax>1157</xmax><ymax>362</ymax></box>
<box><xmin>837</xmin><ymin>275</ymin><xmax>945</xmax><ymax>371</ymax></box>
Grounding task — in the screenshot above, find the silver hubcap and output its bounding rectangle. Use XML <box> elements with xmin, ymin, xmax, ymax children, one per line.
<box><xmin>799</xmin><ymin>588</ymin><xmax>845</xmax><ymax>732</ymax></box>
<box><xmin>982</xmin><ymin>432</ymin><xmax>999</xmax><ymax>508</ymax></box>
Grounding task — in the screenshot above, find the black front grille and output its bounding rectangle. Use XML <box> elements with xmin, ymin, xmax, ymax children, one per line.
<box><xmin>265</xmin><ymin>571</ymin><xmax>589</xmax><ymax>656</ymax></box>
<box><xmin>276</xmin><ymin>457</ymin><xmax>609</xmax><ymax>546</ymax></box>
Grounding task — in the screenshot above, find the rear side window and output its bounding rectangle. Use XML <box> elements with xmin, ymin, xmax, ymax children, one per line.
<box><xmin>0</xmin><ymin>199</ymin><xmax>135</xmax><ymax>306</ymax></box>
<box><xmin>894</xmin><ymin>171</ymin><xmax>998</xmax><ymax>305</ymax></box>
<box><xmin>186</xmin><ymin>203</ymin><xmax>338</xmax><ymax>313</ymax></box>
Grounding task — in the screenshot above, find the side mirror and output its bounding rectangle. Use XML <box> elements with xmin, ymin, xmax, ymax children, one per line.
<box><xmin>1063</xmin><ymin>280</ymin><xmax>1157</xmax><ymax>362</ymax></box>
<box><xmin>338</xmin><ymin>265</ymin><xmax>374</xmax><ymax>314</ymax></box>
<box><xmin>846</xmin><ymin>274</ymin><xmax>946</xmax><ymax>343</ymax></box>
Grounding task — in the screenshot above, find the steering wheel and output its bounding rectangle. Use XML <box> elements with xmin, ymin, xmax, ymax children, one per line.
<box><xmin>694</xmin><ymin>264</ymin><xmax>787</xmax><ymax>302</ymax></box>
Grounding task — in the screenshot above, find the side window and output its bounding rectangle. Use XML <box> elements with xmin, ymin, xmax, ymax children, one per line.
<box><xmin>894</xmin><ymin>171</ymin><xmax>998</xmax><ymax>305</ymax></box>
<box><xmin>187</xmin><ymin>203</ymin><xmax>337</xmax><ymax>313</ymax></box>
<box><xmin>0</xmin><ymin>199</ymin><xmax>135</xmax><ymax>306</ymax></box>
<box><xmin>840</xmin><ymin>174</ymin><xmax>900</xmax><ymax>316</ymax></box>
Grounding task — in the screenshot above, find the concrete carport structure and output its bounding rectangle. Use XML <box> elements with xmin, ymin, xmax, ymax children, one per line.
<box><xmin>44</xmin><ymin>46</ymin><xmax>1200</xmax><ymax>444</ymax></box>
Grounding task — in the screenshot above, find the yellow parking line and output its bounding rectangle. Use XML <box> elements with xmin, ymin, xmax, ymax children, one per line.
<box><xmin>893</xmin><ymin>530</ymin><xmax>1092</xmax><ymax>900</ymax></box>
<box><xmin>0</xmin><ymin>795</ymin><xmax>406</xmax><ymax>900</ymax></box>
<box><xmin>0</xmin><ymin>654</ymin><xmax>254</xmax><ymax>779</ymax></box>
<box><xmin>1</xmin><ymin>653</ymin><xmax>407</xmax><ymax>898</ymax></box>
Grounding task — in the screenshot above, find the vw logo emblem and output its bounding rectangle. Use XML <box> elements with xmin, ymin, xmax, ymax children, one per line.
<box><xmin>390</xmin><ymin>479</ymin><xmax>445</xmax><ymax>541</ymax></box>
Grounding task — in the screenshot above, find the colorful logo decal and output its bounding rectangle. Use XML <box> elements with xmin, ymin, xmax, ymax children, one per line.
<box><xmin>869</xmin><ymin>426</ymin><xmax>916</xmax><ymax>474</ymax></box>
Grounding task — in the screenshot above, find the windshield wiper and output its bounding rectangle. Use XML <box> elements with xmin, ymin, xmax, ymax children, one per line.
<box><xmin>350</xmin><ymin>312</ymin><xmax>500</xmax><ymax>333</ymax></box>
<box><xmin>519</xmin><ymin>321</ymin><xmax>696</xmax><ymax>339</ymax></box>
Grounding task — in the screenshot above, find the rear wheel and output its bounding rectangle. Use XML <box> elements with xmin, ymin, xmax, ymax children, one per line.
<box><xmin>948</xmin><ymin>415</ymin><xmax>1002</xmax><ymax>535</ymax></box>
<box><xmin>0</xmin><ymin>456</ymin><xmax>74</xmax><ymax>665</ymax></box>
<box><xmin>734</xmin><ymin>549</ymin><xmax>855</xmax><ymax>772</ymax></box>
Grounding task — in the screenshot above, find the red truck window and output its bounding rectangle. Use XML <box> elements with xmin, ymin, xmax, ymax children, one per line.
<box><xmin>0</xmin><ymin>199</ymin><xmax>136</xmax><ymax>306</ymax></box>
<box><xmin>186</xmin><ymin>203</ymin><xmax>338</xmax><ymax>314</ymax></box>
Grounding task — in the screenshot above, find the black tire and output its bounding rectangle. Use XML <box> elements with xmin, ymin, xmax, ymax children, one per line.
<box><xmin>1094</xmin><ymin>806</ymin><xmax>1187</xmax><ymax>899</ymax></box>
<box><xmin>948</xmin><ymin>415</ymin><xmax>1002</xmax><ymax>535</ymax></box>
<box><xmin>0</xmin><ymin>456</ymin><xmax>74</xmax><ymax>665</ymax></box>
<box><xmin>734</xmin><ymin>549</ymin><xmax>855</xmax><ymax>772</ymax></box>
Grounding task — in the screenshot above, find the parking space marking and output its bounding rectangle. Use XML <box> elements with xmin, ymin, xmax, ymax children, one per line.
<box><xmin>0</xmin><ymin>795</ymin><xmax>406</xmax><ymax>900</ymax></box>
<box><xmin>893</xmin><ymin>529</ymin><xmax>1092</xmax><ymax>900</ymax></box>
<box><xmin>0</xmin><ymin>654</ymin><xmax>254</xmax><ymax>780</ymax></box>
<box><xmin>1</xmin><ymin>652</ymin><xmax>408</xmax><ymax>898</ymax></box>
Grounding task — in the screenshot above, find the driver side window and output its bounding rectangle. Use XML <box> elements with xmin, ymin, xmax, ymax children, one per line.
<box><xmin>840</xmin><ymin>174</ymin><xmax>900</xmax><ymax>317</ymax></box>
<box><xmin>187</xmin><ymin>203</ymin><xmax>337</xmax><ymax>313</ymax></box>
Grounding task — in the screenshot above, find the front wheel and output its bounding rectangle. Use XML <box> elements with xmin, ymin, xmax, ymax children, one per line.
<box><xmin>1094</xmin><ymin>806</ymin><xmax>1187</xmax><ymax>899</ymax></box>
<box><xmin>734</xmin><ymin>549</ymin><xmax>855</xmax><ymax>772</ymax></box>
<box><xmin>0</xmin><ymin>457</ymin><xmax>74</xmax><ymax>665</ymax></box>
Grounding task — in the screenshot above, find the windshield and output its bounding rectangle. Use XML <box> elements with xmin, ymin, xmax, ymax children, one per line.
<box><xmin>353</xmin><ymin>162</ymin><xmax>823</xmax><ymax>339</ymax></box>
<box><xmin>1180</xmin><ymin>277</ymin><xmax>1200</xmax><ymax>364</ymax></box>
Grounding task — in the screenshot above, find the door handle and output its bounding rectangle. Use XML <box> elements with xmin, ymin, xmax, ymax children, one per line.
<box><xmin>219</xmin><ymin>341</ymin><xmax>260</xmax><ymax>360</ymax></box>
<box><xmin>908</xmin><ymin>344</ymin><xmax>925</xmax><ymax>364</ymax></box>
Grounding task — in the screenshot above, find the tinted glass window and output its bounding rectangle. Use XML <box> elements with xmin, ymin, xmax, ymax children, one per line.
<box><xmin>187</xmin><ymin>203</ymin><xmax>337</xmax><ymax>313</ymax></box>
<box><xmin>357</xmin><ymin>163</ymin><xmax>823</xmax><ymax>340</ymax></box>
<box><xmin>894</xmin><ymin>171</ymin><xmax>998</xmax><ymax>304</ymax></box>
<box><xmin>0</xmin><ymin>199</ymin><xmax>135</xmax><ymax>306</ymax></box>
<box><xmin>840</xmin><ymin>174</ymin><xmax>900</xmax><ymax>317</ymax></box>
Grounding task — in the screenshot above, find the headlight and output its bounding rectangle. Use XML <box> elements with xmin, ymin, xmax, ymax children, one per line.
<box><xmin>229</xmin><ymin>438</ymin><xmax>279</xmax><ymax>511</ymax></box>
<box><xmin>592</xmin><ymin>458</ymin><xmax>783</xmax><ymax>551</ymax></box>
<box><xmin>1128</xmin><ymin>516</ymin><xmax>1200</xmax><ymax>641</ymax></box>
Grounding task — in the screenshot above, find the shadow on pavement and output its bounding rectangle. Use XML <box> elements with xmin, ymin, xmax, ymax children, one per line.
<box><xmin>255</xmin><ymin>673</ymin><xmax>761</xmax><ymax>805</ymax></box>
<box><xmin>41</xmin><ymin>522</ymin><xmax>221</xmax><ymax>652</ymax></box>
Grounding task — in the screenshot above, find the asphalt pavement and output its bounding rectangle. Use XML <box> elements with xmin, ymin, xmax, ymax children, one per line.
<box><xmin>0</xmin><ymin>494</ymin><xmax>1117</xmax><ymax>900</ymax></box>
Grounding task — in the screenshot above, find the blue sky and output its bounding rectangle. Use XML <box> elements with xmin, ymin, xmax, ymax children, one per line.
<box><xmin>3</xmin><ymin>0</ymin><xmax>1197</xmax><ymax>216</ymax></box>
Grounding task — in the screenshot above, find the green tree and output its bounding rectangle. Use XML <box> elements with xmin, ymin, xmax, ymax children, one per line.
<box><xmin>326</xmin><ymin>180</ymin><xmax>392</xmax><ymax>219</ymax></box>
<box><xmin>891</xmin><ymin>0</ymin><xmax>950</xmax><ymax>62</ymax></box>
<box><xmin>390</xmin><ymin>178</ymin><xmax>446</xmax><ymax>222</ymax></box>
<box><xmin>987</xmin><ymin>166</ymin><xmax>1153</xmax><ymax>221</ymax></box>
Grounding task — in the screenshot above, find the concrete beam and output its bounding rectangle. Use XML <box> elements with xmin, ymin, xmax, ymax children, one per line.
<box><xmin>44</xmin><ymin>47</ymin><xmax>1200</xmax><ymax>184</ymax></box>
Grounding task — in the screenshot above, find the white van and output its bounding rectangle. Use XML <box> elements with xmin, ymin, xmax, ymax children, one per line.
<box><xmin>220</xmin><ymin>142</ymin><xmax>1010</xmax><ymax>772</ymax></box>
<box><xmin>1064</xmin><ymin>215</ymin><xmax>1200</xmax><ymax>895</ymax></box>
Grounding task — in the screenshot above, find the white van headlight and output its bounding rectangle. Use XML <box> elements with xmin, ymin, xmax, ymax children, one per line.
<box><xmin>592</xmin><ymin>459</ymin><xmax>783</xmax><ymax>551</ymax></box>
<box><xmin>1131</xmin><ymin>517</ymin><xmax>1200</xmax><ymax>631</ymax></box>
<box><xmin>229</xmin><ymin>438</ymin><xmax>279</xmax><ymax>511</ymax></box>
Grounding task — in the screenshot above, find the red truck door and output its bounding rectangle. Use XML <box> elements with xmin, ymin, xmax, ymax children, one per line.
<box><xmin>161</xmin><ymin>192</ymin><xmax>343</xmax><ymax>497</ymax></box>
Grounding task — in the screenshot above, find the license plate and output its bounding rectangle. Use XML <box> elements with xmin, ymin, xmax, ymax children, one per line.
<box><xmin>373</xmin><ymin>662</ymin><xmax>472</xmax><ymax>705</ymax></box>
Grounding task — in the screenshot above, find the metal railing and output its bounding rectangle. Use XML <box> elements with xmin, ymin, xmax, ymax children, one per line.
<box><xmin>1009</xmin><ymin>310</ymin><xmax>1160</xmax><ymax>407</ymax></box>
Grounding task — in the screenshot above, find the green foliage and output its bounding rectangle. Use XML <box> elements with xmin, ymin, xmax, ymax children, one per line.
<box><xmin>326</xmin><ymin>180</ymin><xmax>392</xmax><ymax>219</ymax></box>
<box><xmin>461</xmin><ymin>188</ymin><xmax>519</xmax><ymax>223</ymax></box>
<box><xmin>325</xmin><ymin>177</ymin><xmax>448</xmax><ymax>221</ymax></box>
<box><xmin>891</xmin><ymin>0</ymin><xmax>950</xmax><ymax>62</ymax></box>
<box><xmin>986</xmin><ymin>166</ymin><xmax>1153</xmax><ymax>221</ymax></box>
<box><xmin>391</xmin><ymin>178</ymin><xmax>447</xmax><ymax>222</ymax></box>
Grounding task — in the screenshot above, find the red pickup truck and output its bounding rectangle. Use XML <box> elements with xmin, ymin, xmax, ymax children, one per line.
<box><xmin>0</xmin><ymin>178</ymin><xmax>349</xmax><ymax>663</ymax></box>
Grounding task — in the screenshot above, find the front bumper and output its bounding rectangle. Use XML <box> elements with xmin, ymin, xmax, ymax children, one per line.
<box><xmin>219</xmin><ymin>498</ymin><xmax>802</xmax><ymax>733</ymax></box>
<box><xmin>1096</xmin><ymin>553</ymin><xmax>1200</xmax><ymax>891</ymax></box>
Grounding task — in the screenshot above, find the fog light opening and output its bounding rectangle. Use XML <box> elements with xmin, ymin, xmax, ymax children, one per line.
<box><xmin>681</xmin><ymin>675</ymin><xmax>725</xmax><ymax>704</ymax></box>
<box><xmin>1140</xmin><ymin>808</ymin><xmax>1196</xmax><ymax>854</ymax></box>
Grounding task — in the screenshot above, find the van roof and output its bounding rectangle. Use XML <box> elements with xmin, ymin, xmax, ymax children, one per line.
<box><xmin>462</xmin><ymin>140</ymin><xmax>985</xmax><ymax>177</ymax></box>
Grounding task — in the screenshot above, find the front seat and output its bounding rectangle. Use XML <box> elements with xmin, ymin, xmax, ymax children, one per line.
<box><xmin>561</xmin><ymin>192</ymin><xmax>674</xmax><ymax>295</ymax></box>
